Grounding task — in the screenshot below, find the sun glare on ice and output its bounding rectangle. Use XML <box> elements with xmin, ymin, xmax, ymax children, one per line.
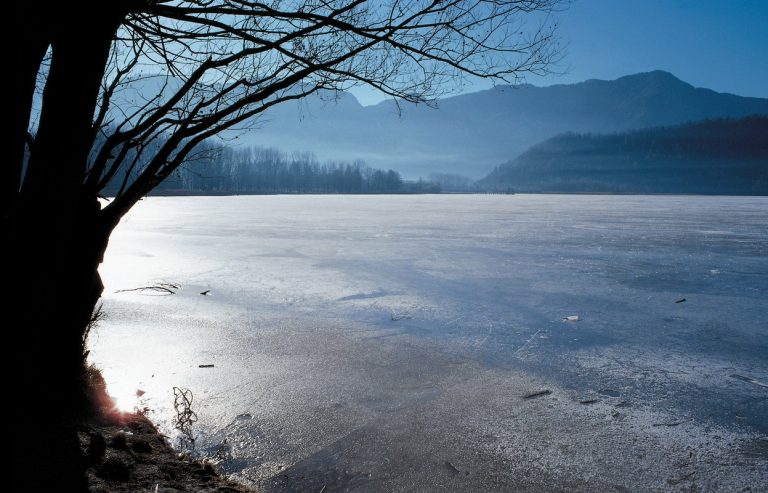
<box><xmin>108</xmin><ymin>380</ymin><xmax>143</xmax><ymax>413</ymax></box>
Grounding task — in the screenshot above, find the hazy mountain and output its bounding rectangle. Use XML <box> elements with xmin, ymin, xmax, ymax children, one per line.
<box><xmin>475</xmin><ymin>117</ymin><xmax>768</xmax><ymax>195</ymax></box>
<box><xmin>240</xmin><ymin>71</ymin><xmax>768</xmax><ymax>178</ymax></box>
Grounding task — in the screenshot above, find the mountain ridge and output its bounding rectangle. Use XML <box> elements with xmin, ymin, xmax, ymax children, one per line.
<box><xmin>240</xmin><ymin>71</ymin><xmax>768</xmax><ymax>179</ymax></box>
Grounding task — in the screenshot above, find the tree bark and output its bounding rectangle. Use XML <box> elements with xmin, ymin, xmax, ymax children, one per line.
<box><xmin>14</xmin><ymin>8</ymin><xmax>120</xmax><ymax>398</ymax></box>
<box><xmin>4</xmin><ymin>5</ymin><xmax>51</xmax><ymax>229</ymax></box>
<box><xmin>8</xmin><ymin>8</ymin><xmax>126</xmax><ymax>491</ymax></box>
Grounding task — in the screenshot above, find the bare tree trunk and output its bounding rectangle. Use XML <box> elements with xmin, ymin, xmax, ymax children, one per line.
<box><xmin>8</xmin><ymin>10</ymin><xmax>124</xmax><ymax>490</ymax></box>
<box><xmin>4</xmin><ymin>5</ymin><xmax>50</xmax><ymax>230</ymax></box>
<box><xmin>15</xmin><ymin>9</ymin><xmax>119</xmax><ymax>400</ymax></box>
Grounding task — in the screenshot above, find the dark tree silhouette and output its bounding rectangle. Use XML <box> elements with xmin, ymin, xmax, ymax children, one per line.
<box><xmin>7</xmin><ymin>1</ymin><xmax>560</xmax><ymax>488</ymax></box>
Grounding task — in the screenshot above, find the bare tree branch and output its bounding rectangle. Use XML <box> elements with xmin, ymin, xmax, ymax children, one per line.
<box><xmin>62</xmin><ymin>0</ymin><xmax>562</xmax><ymax>220</ymax></box>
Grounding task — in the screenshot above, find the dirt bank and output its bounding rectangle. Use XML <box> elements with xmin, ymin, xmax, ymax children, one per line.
<box><xmin>81</xmin><ymin>411</ymin><xmax>253</xmax><ymax>492</ymax></box>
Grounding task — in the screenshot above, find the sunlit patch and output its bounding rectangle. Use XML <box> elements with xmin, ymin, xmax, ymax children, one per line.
<box><xmin>108</xmin><ymin>380</ymin><xmax>144</xmax><ymax>413</ymax></box>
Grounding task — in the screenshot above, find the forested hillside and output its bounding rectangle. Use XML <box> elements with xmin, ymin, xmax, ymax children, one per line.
<box><xmin>477</xmin><ymin>117</ymin><xmax>768</xmax><ymax>195</ymax></box>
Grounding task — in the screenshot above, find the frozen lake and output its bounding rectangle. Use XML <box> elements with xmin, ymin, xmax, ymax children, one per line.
<box><xmin>91</xmin><ymin>194</ymin><xmax>768</xmax><ymax>491</ymax></box>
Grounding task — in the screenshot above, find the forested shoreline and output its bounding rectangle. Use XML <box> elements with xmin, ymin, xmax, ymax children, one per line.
<box><xmin>101</xmin><ymin>144</ymin><xmax>444</xmax><ymax>195</ymax></box>
<box><xmin>99</xmin><ymin>116</ymin><xmax>768</xmax><ymax>197</ymax></box>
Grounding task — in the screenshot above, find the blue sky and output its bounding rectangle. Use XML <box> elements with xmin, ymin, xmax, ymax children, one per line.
<box><xmin>351</xmin><ymin>0</ymin><xmax>768</xmax><ymax>104</ymax></box>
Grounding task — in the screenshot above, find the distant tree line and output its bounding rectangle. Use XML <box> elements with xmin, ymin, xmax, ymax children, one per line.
<box><xmin>167</xmin><ymin>146</ymin><xmax>404</xmax><ymax>194</ymax></box>
<box><xmin>99</xmin><ymin>141</ymin><xmax>444</xmax><ymax>195</ymax></box>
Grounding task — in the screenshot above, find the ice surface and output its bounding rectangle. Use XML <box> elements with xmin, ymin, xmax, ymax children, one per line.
<box><xmin>90</xmin><ymin>194</ymin><xmax>768</xmax><ymax>491</ymax></box>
